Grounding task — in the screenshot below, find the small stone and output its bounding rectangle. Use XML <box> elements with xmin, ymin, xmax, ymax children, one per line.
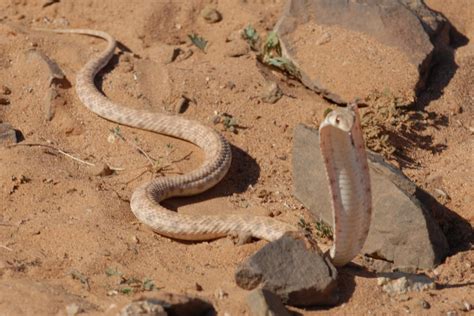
<box><xmin>458</xmin><ymin>300</ymin><xmax>472</xmax><ymax>312</ymax></box>
<box><xmin>224</xmin><ymin>40</ymin><xmax>249</xmax><ymax>57</ymax></box>
<box><xmin>0</xmin><ymin>123</ymin><xmax>18</xmax><ymax>145</ymax></box>
<box><xmin>246</xmin><ymin>289</ymin><xmax>291</xmax><ymax>316</ymax></box>
<box><xmin>200</xmin><ymin>6</ymin><xmax>222</xmax><ymax>23</ymax></box>
<box><xmin>419</xmin><ymin>299</ymin><xmax>430</xmax><ymax>309</ymax></box>
<box><xmin>0</xmin><ymin>97</ymin><xmax>10</xmax><ymax>105</ymax></box>
<box><xmin>174</xmin><ymin>96</ymin><xmax>190</xmax><ymax>113</ymax></box>
<box><xmin>1</xmin><ymin>85</ymin><xmax>11</xmax><ymax>95</ymax></box>
<box><xmin>261</xmin><ymin>82</ymin><xmax>283</xmax><ymax>104</ymax></box>
<box><xmin>65</xmin><ymin>303</ymin><xmax>82</xmax><ymax>316</ymax></box>
<box><xmin>120</xmin><ymin>300</ymin><xmax>167</xmax><ymax>316</ymax></box>
<box><xmin>90</xmin><ymin>162</ymin><xmax>114</xmax><ymax>177</ymax></box>
<box><xmin>214</xmin><ymin>288</ymin><xmax>228</xmax><ymax>300</ymax></box>
<box><xmin>195</xmin><ymin>283</ymin><xmax>203</xmax><ymax>291</ymax></box>
<box><xmin>107</xmin><ymin>290</ymin><xmax>118</xmax><ymax>296</ymax></box>
<box><xmin>446</xmin><ymin>311</ymin><xmax>458</xmax><ymax>316</ymax></box>
<box><xmin>225</xmin><ymin>81</ymin><xmax>236</xmax><ymax>90</ymax></box>
<box><xmin>235</xmin><ymin>233</ymin><xmax>338</xmax><ymax>306</ymax></box>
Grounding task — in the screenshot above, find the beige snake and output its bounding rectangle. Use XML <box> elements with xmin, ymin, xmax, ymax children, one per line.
<box><xmin>34</xmin><ymin>28</ymin><xmax>371</xmax><ymax>266</ymax></box>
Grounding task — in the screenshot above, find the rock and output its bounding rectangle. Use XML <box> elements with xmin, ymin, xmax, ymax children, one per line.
<box><xmin>174</xmin><ymin>95</ymin><xmax>190</xmax><ymax>114</ymax></box>
<box><xmin>261</xmin><ymin>82</ymin><xmax>283</xmax><ymax>104</ymax></box>
<box><xmin>90</xmin><ymin>162</ymin><xmax>114</xmax><ymax>177</ymax></box>
<box><xmin>144</xmin><ymin>45</ymin><xmax>181</xmax><ymax>65</ymax></box>
<box><xmin>377</xmin><ymin>272</ymin><xmax>436</xmax><ymax>295</ymax></box>
<box><xmin>120</xmin><ymin>293</ymin><xmax>214</xmax><ymax>316</ymax></box>
<box><xmin>246</xmin><ymin>289</ymin><xmax>291</xmax><ymax>316</ymax></box>
<box><xmin>419</xmin><ymin>299</ymin><xmax>431</xmax><ymax>309</ymax></box>
<box><xmin>292</xmin><ymin>124</ymin><xmax>449</xmax><ymax>271</ymax></box>
<box><xmin>224</xmin><ymin>40</ymin><xmax>250</xmax><ymax>57</ymax></box>
<box><xmin>235</xmin><ymin>233</ymin><xmax>338</xmax><ymax>307</ymax></box>
<box><xmin>200</xmin><ymin>5</ymin><xmax>222</xmax><ymax>23</ymax></box>
<box><xmin>65</xmin><ymin>303</ymin><xmax>83</xmax><ymax>316</ymax></box>
<box><xmin>274</xmin><ymin>0</ymin><xmax>449</xmax><ymax>103</ymax></box>
<box><xmin>120</xmin><ymin>300</ymin><xmax>167</xmax><ymax>316</ymax></box>
<box><xmin>0</xmin><ymin>97</ymin><xmax>10</xmax><ymax>105</ymax></box>
<box><xmin>1</xmin><ymin>85</ymin><xmax>11</xmax><ymax>95</ymax></box>
<box><xmin>0</xmin><ymin>123</ymin><xmax>18</xmax><ymax>145</ymax></box>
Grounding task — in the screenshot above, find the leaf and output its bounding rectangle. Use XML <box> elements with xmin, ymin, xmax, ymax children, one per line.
<box><xmin>242</xmin><ymin>25</ymin><xmax>260</xmax><ymax>50</ymax></box>
<box><xmin>188</xmin><ymin>33</ymin><xmax>207</xmax><ymax>52</ymax></box>
<box><xmin>105</xmin><ymin>267</ymin><xmax>121</xmax><ymax>277</ymax></box>
<box><xmin>143</xmin><ymin>278</ymin><xmax>156</xmax><ymax>291</ymax></box>
<box><xmin>120</xmin><ymin>287</ymin><xmax>133</xmax><ymax>295</ymax></box>
<box><xmin>264</xmin><ymin>57</ymin><xmax>301</xmax><ymax>79</ymax></box>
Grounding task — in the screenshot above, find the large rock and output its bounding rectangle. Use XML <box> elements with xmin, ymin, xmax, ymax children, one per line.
<box><xmin>274</xmin><ymin>0</ymin><xmax>449</xmax><ymax>103</ymax></box>
<box><xmin>292</xmin><ymin>124</ymin><xmax>449</xmax><ymax>271</ymax></box>
<box><xmin>235</xmin><ymin>233</ymin><xmax>339</xmax><ymax>307</ymax></box>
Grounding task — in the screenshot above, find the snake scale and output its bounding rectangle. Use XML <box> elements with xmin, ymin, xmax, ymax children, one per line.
<box><xmin>35</xmin><ymin>28</ymin><xmax>371</xmax><ymax>266</ymax></box>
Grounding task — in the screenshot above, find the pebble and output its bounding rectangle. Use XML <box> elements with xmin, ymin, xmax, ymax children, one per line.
<box><xmin>224</xmin><ymin>40</ymin><xmax>250</xmax><ymax>57</ymax></box>
<box><xmin>174</xmin><ymin>96</ymin><xmax>190</xmax><ymax>113</ymax></box>
<box><xmin>0</xmin><ymin>97</ymin><xmax>10</xmax><ymax>105</ymax></box>
<box><xmin>120</xmin><ymin>300</ymin><xmax>167</xmax><ymax>316</ymax></box>
<box><xmin>261</xmin><ymin>82</ymin><xmax>283</xmax><ymax>104</ymax></box>
<box><xmin>0</xmin><ymin>123</ymin><xmax>18</xmax><ymax>145</ymax></box>
<box><xmin>419</xmin><ymin>299</ymin><xmax>431</xmax><ymax>309</ymax></box>
<box><xmin>200</xmin><ymin>5</ymin><xmax>222</xmax><ymax>23</ymax></box>
<box><xmin>1</xmin><ymin>85</ymin><xmax>11</xmax><ymax>95</ymax></box>
<box><xmin>65</xmin><ymin>303</ymin><xmax>82</xmax><ymax>316</ymax></box>
<box><xmin>214</xmin><ymin>288</ymin><xmax>228</xmax><ymax>300</ymax></box>
<box><xmin>90</xmin><ymin>162</ymin><xmax>114</xmax><ymax>177</ymax></box>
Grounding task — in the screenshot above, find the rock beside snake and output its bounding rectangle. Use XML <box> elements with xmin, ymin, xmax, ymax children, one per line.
<box><xmin>34</xmin><ymin>28</ymin><xmax>371</xmax><ymax>266</ymax></box>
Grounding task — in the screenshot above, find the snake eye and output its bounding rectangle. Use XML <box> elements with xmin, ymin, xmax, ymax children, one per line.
<box><xmin>335</xmin><ymin>117</ymin><xmax>340</xmax><ymax>124</ymax></box>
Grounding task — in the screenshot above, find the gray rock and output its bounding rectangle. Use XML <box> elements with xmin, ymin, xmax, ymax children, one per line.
<box><xmin>246</xmin><ymin>289</ymin><xmax>291</xmax><ymax>316</ymax></box>
<box><xmin>119</xmin><ymin>293</ymin><xmax>214</xmax><ymax>316</ymax></box>
<box><xmin>292</xmin><ymin>124</ymin><xmax>449</xmax><ymax>271</ymax></box>
<box><xmin>120</xmin><ymin>300</ymin><xmax>167</xmax><ymax>316</ymax></box>
<box><xmin>235</xmin><ymin>233</ymin><xmax>339</xmax><ymax>307</ymax></box>
<box><xmin>274</xmin><ymin>0</ymin><xmax>448</xmax><ymax>103</ymax></box>
<box><xmin>376</xmin><ymin>272</ymin><xmax>436</xmax><ymax>295</ymax></box>
<box><xmin>0</xmin><ymin>123</ymin><xmax>18</xmax><ymax>145</ymax></box>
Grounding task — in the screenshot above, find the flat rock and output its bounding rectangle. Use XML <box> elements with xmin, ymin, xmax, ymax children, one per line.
<box><xmin>274</xmin><ymin>0</ymin><xmax>449</xmax><ymax>103</ymax></box>
<box><xmin>377</xmin><ymin>272</ymin><xmax>436</xmax><ymax>295</ymax></box>
<box><xmin>246</xmin><ymin>289</ymin><xmax>291</xmax><ymax>316</ymax></box>
<box><xmin>119</xmin><ymin>293</ymin><xmax>214</xmax><ymax>316</ymax></box>
<box><xmin>292</xmin><ymin>124</ymin><xmax>449</xmax><ymax>271</ymax></box>
<box><xmin>0</xmin><ymin>123</ymin><xmax>18</xmax><ymax>145</ymax></box>
<box><xmin>235</xmin><ymin>233</ymin><xmax>339</xmax><ymax>307</ymax></box>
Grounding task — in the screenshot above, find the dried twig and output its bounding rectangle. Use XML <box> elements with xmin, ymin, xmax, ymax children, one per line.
<box><xmin>10</xmin><ymin>142</ymin><xmax>95</xmax><ymax>166</ymax></box>
<box><xmin>0</xmin><ymin>244</ymin><xmax>13</xmax><ymax>251</ymax></box>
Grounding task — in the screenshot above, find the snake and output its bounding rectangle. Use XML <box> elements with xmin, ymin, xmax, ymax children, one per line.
<box><xmin>34</xmin><ymin>28</ymin><xmax>371</xmax><ymax>267</ymax></box>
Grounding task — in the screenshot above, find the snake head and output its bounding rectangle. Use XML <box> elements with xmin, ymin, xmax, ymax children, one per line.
<box><xmin>319</xmin><ymin>106</ymin><xmax>356</xmax><ymax>133</ymax></box>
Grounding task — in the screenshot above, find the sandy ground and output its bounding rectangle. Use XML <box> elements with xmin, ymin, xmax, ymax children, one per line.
<box><xmin>0</xmin><ymin>0</ymin><xmax>472</xmax><ymax>315</ymax></box>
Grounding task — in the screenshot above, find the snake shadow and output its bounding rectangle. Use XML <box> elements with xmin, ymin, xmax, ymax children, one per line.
<box><xmin>162</xmin><ymin>143</ymin><xmax>261</xmax><ymax>212</ymax></box>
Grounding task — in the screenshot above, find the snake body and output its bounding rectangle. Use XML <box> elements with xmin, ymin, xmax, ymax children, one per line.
<box><xmin>35</xmin><ymin>28</ymin><xmax>371</xmax><ymax>266</ymax></box>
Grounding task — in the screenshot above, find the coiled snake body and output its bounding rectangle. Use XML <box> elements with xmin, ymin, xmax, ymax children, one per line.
<box><xmin>35</xmin><ymin>28</ymin><xmax>371</xmax><ymax>266</ymax></box>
